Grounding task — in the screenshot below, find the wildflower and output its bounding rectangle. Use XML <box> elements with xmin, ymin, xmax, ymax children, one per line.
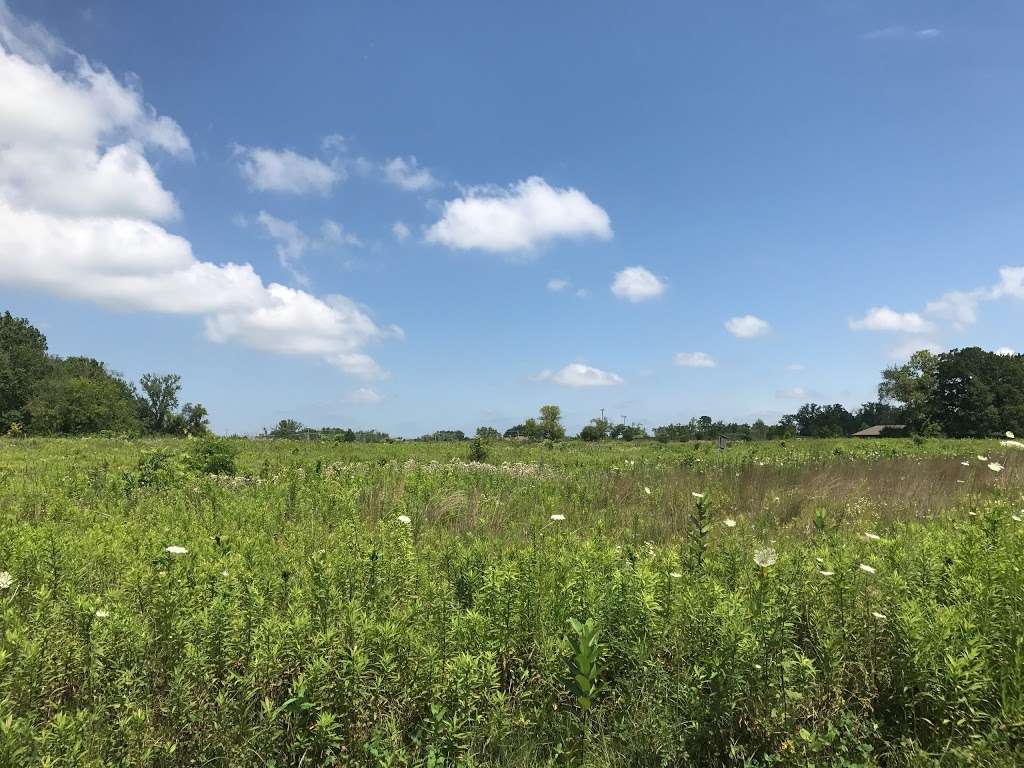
<box><xmin>94</xmin><ymin>609</ymin><xmax>109</xmax><ymax>619</ymax></box>
<box><xmin>956</xmin><ymin>480</ymin><xmax>965</xmax><ymax>484</ymax></box>
<box><xmin>691</xmin><ymin>491</ymin><xmax>705</xmax><ymax>499</ymax></box>
<box><xmin>988</xmin><ymin>462</ymin><xmax>1004</xmax><ymax>473</ymax></box>
<box><xmin>723</xmin><ymin>518</ymin><xmax>737</xmax><ymax>528</ymax></box>
<box><xmin>0</xmin><ymin>571</ymin><xmax>12</xmax><ymax>589</ymax></box>
<box><xmin>1001</xmin><ymin>440</ymin><xmax>1024</xmax><ymax>450</ymax></box>
<box><xmin>397</xmin><ymin>514</ymin><xmax>412</xmax><ymax>524</ymax></box>
<box><xmin>871</xmin><ymin>611</ymin><xmax>887</xmax><ymax>621</ymax></box>
<box><xmin>669</xmin><ymin>571</ymin><xmax>683</xmax><ymax>579</ymax></box>
<box><xmin>221</xmin><ymin>570</ymin><xmax>229</xmax><ymax>577</ymax></box>
<box><xmin>1012</xmin><ymin>514</ymin><xmax>1022</xmax><ymax>523</ymax></box>
<box><xmin>165</xmin><ymin>545</ymin><xmax>188</xmax><ymax>555</ymax></box>
<box><xmin>1007</xmin><ymin>431</ymin><xmax>1016</xmax><ymax>439</ymax></box>
<box><xmin>960</xmin><ymin>461</ymin><xmax>970</xmax><ymax>466</ymax></box>
<box><xmin>818</xmin><ymin>570</ymin><xmax>835</xmax><ymax>577</ymax></box>
<box><xmin>754</xmin><ymin>547</ymin><xmax>778</xmax><ymax>568</ymax></box>
<box><xmin>978</xmin><ymin>455</ymin><xmax>988</xmax><ymax>461</ymax></box>
<box><xmin>550</xmin><ymin>514</ymin><xmax>566</xmax><ymax>521</ymax></box>
<box><xmin>644</xmin><ymin>486</ymin><xmax>651</xmax><ymax>495</ymax></box>
<box><xmin>864</xmin><ymin>532</ymin><xmax>881</xmax><ymax>541</ymax></box>
<box><xmin>859</xmin><ymin>563</ymin><xmax>877</xmax><ymax>575</ymax></box>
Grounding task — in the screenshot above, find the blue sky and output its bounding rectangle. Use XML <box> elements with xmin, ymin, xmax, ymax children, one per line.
<box><xmin>2</xmin><ymin>1</ymin><xmax>1023</xmax><ymax>436</ymax></box>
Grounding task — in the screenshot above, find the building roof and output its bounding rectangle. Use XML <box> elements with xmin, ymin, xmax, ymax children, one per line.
<box><xmin>851</xmin><ymin>424</ymin><xmax>906</xmax><ymax>437</ymax></box>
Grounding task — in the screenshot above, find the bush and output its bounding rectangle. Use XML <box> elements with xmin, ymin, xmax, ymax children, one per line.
<box><xmin>185</xmin><ymin>436</ymin><xmax>240</xmax><ymax>475</ymax></box>
<box><xmin>467</xmin><ymin>436</ymin><xmax>488</xmax><ymax>463</ymax></box>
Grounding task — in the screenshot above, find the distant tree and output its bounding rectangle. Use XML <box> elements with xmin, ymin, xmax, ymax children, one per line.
<box><xmin>579</xmin><ymin>417</ymin><xmax>610</xmax><ymax>441</ymax></box>
<box><xmin>503</xmin><ymin>424</ymin><xmax>526</xmax><ymax>439</ymax></box>
<box><xmin>0</xmin><ymin>311</ymin><xmax>49</xmax><ymax>432</ymax></box>
<box><xmin>854</xmin><ymin>401</ymin><xmax>905</xmax><ymax>430</ymax></box>
<box><xmin>139</xmin><ymin>373</ymin><xmax>182</xmax><ymax>434</ymax></box>
<box><xmin>269</xmin><ymin>419</ymin><xmax>304</xmax><ymax>438</ymax></box>
<box><xmin>421</xmin><ymin>429</ymin><xmax>466</xmax><ymax>442</ymax></box>
<box><xmin>610</xmin><ymin>422</ymin><xmax>647</xmax><ymax>441</ymax></box>
<box><xmin>475</xmin><ymin>426</ymin><xmax>500</xmax><ymax>440</ymax></box>
<box><xmin>934</xmin><ymin>347</ymin><xmax>1024</xmax><ymax>437</ymax></box>
<box><xmin>539</xmin><ymin>405</ymin><xmax>566</xmax><ymax>440</ymax></box>
<box><xmin>26</xmin><ymin>357</ymin><xmax>140</xmax><ymax>435</ymax></box>
<box><xmin>750</xmin><ymin>419</ymin><xmax>769</xmax><ymax>441</ymax></box>
<box><xmin>879</xmin><ymin>350</ymin><xmax>941</xmax><ymax>435</ymax></box>
<box><xmin>178</xmin><ymin>403</ymin><xmax>210</xmax><ymax>436</ymax></box>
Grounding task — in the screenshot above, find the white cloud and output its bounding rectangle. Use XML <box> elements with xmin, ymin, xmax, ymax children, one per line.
<box><xmin>610</xmin><ymin>266</ymin><xmax>665</xmax><ymax>302</ymax></box>
<box><xmin>320</xmin><ymin>219</ymin><xmax>361</xmax><ymax>247</ymax></box>
<box><xmin>0</xmin><ymin>4</ymin><xmax>395</xmax><ymax>379</ymax></box>
<box><xmin>547</xmin><ymin>278</ymin><xmax>570</xmax><ymax>292</ymax></box>
<box><xmin>775</xmin><ymin>386</ymin><xmax>808</xmax><ymax>400</ymax></box>
<box><xmin>425</xmin><ymin>176</ymin><xmax>612</xmax><ymax>253</ymax></box>
<box><xmin>344</xmin><ymin>386</ymin><xmax>383</xmax><ymax>404</ymax></box>
<box><xmin>862</xmin><ymin>26</ymin><xmax>942</xmax><ymax>41</ymax></box>
<box><xmin>993</xmin><ymin>266</ymin><xmax>1024</xmax><ymax>300</ymax></box>
<box><xmin>725</xmin><ymin>314</ymin><xmax>770</xmax><ymax>338</ymax></box>
<box><xmin>535</xmin><ymin>363</ymin><xmax>623</xmax><ymax>388</ymax></box>
<box><xmin>926</xmin><ymin>290</ymin><xmax>983</xmax><ymax>330</ymax></box>
<box><xmin>995</xmin><ymin>346</ymin><xmax>1016</xmax><ymax>356</ymax></box>
<box><xmin>257</xmin><ymin>211</ymin><xmax>310</xmax><ymax>270</ymax></box>
<box><xmin>674</xmin><ymin>352</ymin><xmax>716</xmax><ymax>368</ymax></box>
<box><xmin>849</xmin><ymin>307</ymin><xmax>934</xmax><ymax>333</ymax></box>
<box><xmin>382</xmin><ymin>155</ymin><xmax>437</xmax><ymax>191</ymax></box>
<box><xmin>392</xmin><ymin>221</ymin><xmax>411</xmax><ymax>242</ymax></box>
<box><xmin>575</xmin><ymin>288</ymin><xmax>589</xmax><ymax>298</ymax></box>
<box><xmin>888</xmin><ymin>337</ymin><xmax>941</xmax><ymax>361</ymax></box>
<box><xmin>234</xmin><ymin>145</ymin><xmax>342</xmax><ymax>195</ymax></box>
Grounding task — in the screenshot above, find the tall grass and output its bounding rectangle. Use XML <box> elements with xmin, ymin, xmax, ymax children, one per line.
<box><xmin>0</xmin><ymin>437</ymin><xmax>1022</xmax><ymax>765</ymax></box>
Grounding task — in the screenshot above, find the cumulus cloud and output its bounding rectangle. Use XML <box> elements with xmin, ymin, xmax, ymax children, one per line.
<box><xmin>392</xmin><ymin>221</ymin><xmax>411</xmax><ymax>242</ymax></box>
<box><xmin>674</xmin><ymin>352</ymin><xmax>716</xmax><ymax>368</ymax></box>
<box><xmin>535</xmin><ymin>363</ymin><xmax>623</xmax><ymax>388</ymax></box>
<box><xmin>925</xmin><ymin>290</ymin><xmax>983</xmax><ymax>330</ymax></box>
<box><xmin>255</xmin><ymin>213</ymin><xmax>361</xmax><ymax>284</ymax></box>
<box><xmin>611</xmin><ymin>266</ymin><xmax>665</xmax><ymax>302</ymax></box>
<box><xmin>547</xmin><ymin>278</ymin><xmax>570</xmax><ymax>292</ymax></box>
<box><xmin>849</xmin><ymin>307</ymin><xmax>934</xmax><ymax>333</ymax></box>
<box><xmin>234</xmin><ymin>145</ymin><xmax>342</xmax><ymax>195</ymax></box>
<box><xmin>725</xmin><ymin>314</ymin><xmax>771</xmax><ymax>338</ymax></box>
<box><xmin>382</xmin><ymin>156</ymin><xmax>437</xmax><ymax>191</ymax></box>
<box><xmin>995</xmin><ymin>347</ymin><xmax>1016</xmax><ymax>356</ymax></box>
<box><xmin>344</xmin><ymin>386</ymin><xmax>383</xmax><ymax>404</ymax></box>
<box><xmin>425</xmin><ymin>176</ymin><xmax>612</xmax><ymax>253</ymax></box>
<box><xmin>0</xmin><ymin>4</ymin><xmax>395</xmax><ymax>379</ymax></box>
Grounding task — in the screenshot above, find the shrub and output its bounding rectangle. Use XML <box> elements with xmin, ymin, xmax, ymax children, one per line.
<box><xmin>185</xmin><ymin>436</ymin><xmax>240</xmax><ymax>475</ymax></box>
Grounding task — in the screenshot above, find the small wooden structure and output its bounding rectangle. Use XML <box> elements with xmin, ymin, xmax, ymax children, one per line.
<box><xmin>852</xmin><ymin>424</ymin><xmax>906</xmax><ymax>438</ymax></box>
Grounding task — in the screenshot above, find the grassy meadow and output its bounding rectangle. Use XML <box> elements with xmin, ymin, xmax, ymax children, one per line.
<box><xmin>1</xmin><ymin>436</ymin><xmax>1023</xmax><ymax>766</ymax></box>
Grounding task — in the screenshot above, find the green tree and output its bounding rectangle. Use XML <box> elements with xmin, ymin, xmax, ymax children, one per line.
<box><xmin>878</xmin><ymin>350</ymin><xmax>941</xmax><ymax>434</ymax></box>
<box><xmin>139</xmin><ymin>373</ymin><xmax>182</xmax><ymax>434</ymax></box>
<box><xmin>539</xmin><ymin>404</ymin><xmax>566</xmax><ymax>440</ymax></box>
<box><xmin>0</xmin><ymin>311</ymin><xmax>49</xmax><ymax>431</ymax></box>
<box><xmin>475</xmin><ymin>426</ymin><xmax>500</xmax><ymax>439</ymax></box>
<box><xmin>269</xmin><ymin>419</ymin><xmax>304</xmax><ymax>438</ymax></box>
<box><xmin>26</xmin><ymin>357</ymin><xmax>141</xmax><ymax>435</ymax></box>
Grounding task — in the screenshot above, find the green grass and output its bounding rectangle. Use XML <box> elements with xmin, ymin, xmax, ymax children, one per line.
<box><xmin>0</xmin><ymin>436</ymin><xmax>1022</xmax><ymax>766</ymax></box>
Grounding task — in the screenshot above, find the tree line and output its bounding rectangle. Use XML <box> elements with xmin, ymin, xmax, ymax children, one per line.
<box><xmin>1</xmin><ymin>312</ymin><xmax>208</xmax><ymax>437</ymax></box>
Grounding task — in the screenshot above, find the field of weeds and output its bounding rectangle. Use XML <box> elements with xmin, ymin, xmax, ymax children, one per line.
<box><xmin>0</xmin><ymin>436</ymin><xmax>1023</xmax><ymax>766</ymax></box>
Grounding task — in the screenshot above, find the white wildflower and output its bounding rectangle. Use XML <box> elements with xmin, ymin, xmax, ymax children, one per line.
<box><xmin>988</xmin><ymin>462</ymin><xmax>1004</xmax><ymax>473</ymax></box>
<box><xmin>818</xmin><ymin>570</ymin><xmax>835</xmax><ymax>577</ymax></box>
<box><xmin>1012</xmin><ymin>515</ymin><xmax>1022</xmax><ymax>523</ymax></box>
<box><xmin>754</xmin><ymin>547</ymin><xmax>778</xmax><ymax>568</ymax></box>
<box><xmin>871</xmin><ymin>611</ymin><xmax>887</xmax><ymax>621</ymax></box>
<box><xmin>864</xmin><ymin>532</ymin><xmax>881</xmax><ymax>541</ymax></box>
<box><xmin>94</xmin><ymin>609</ymin><xmax>109</xmax><ymax>619</ymax></box>
<box><xmin>960</xmin><ymin>461</ymin><xmax>970</xmax><ymax>466</ymax></box>
<box><xmin>165</xmin><ymin>545</ymin><xmax>188</xmax><ymax>556</ymax></box>
<box><xmin>691</xmin><ymin>491</ymin><xmax>705</xmax><ymax>499</ymax></box>
<box><xmin>644</xmin><ymin>486</ymin><xmax>651</xmax><ymax>495</ymax></box>
<box><xmin>1001</xmin><ymin>440</ymin><xmax>1024</xmax><ymax>450</ymax></box>
<box><xmin>978</xmin><ymin>455</ymin><xmax>988</xmax><ymax>461</ymax></box>
<box><xmin>669</xmin><ymin>571</ymin><xmax>683</xmax><ymax>579</ymax></box>
<box><xmin>550</xmin><ymin>514</ymin><xmax>566</xmax><ymax>521</ymax></box>
<box><xmin>397</xmin><ymin>514</ymin><xmax>412</xmax><ymax>524</ymax></box>
<box><xmin>859</xmin><ymin>563</ymin><xmax>877</xmax><ymax>575</ymax></box>
<box><xmin>1007</xmin><ymin>431</ymin><xmax>1016</xmax><ymax>439</ymax></box>
<box><xmin>0</xmin><ymin>571</ymin><xmax>12</xmax><ymax>590</ymax></box>
<box><xmin>723</xmin><ymin>518</ymin><xmax>737</xmax><ymax>528</ymax></box>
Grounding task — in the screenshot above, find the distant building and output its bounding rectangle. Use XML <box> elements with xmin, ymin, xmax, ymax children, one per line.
<box><xmin>852</xmin><ymin>424</ymin><xmax>906</xmax><ymax>438</ymax></box>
